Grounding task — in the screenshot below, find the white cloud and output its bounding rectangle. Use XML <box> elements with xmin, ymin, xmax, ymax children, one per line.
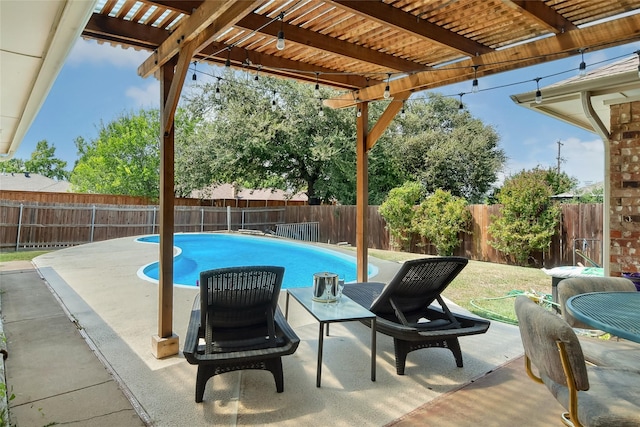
<box><xmin>68</xmin><ymin>39</ymin><xmax>150</xmax><ymax>68</ymax></box>
<box><xmin>126</xmin><ymin>82</ymin><xmax>160</xmax><ymax>108</ymax></box>
<box><xmin>503</xmin><ymin>136</ymin><xmax>604</xmax><ymax>187</ymax></box>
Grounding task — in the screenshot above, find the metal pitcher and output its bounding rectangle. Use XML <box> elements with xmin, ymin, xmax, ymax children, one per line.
<box><xmin>313</xmin><ymin>272</ymin><xmax>338</xmax><ymax>302</ymax></box>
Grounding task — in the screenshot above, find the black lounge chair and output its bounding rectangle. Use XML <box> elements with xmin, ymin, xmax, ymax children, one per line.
<box><xmin>342</xmin><ymin>257</ymin><xmax>490</xmax><ymax>375</ymax></box>
<box><xmin>183</xmin><ymin>266</ymin><xmax>300</xmax><ymax>402</ymax></box>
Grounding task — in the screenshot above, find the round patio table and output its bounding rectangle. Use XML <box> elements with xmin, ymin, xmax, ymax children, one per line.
<box><xmin>566</xmin><ymin>291</ymin><xmax>640</xmax><ymax>343</ymax></box>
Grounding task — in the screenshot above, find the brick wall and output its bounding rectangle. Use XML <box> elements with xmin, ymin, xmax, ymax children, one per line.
<box><xmin>609</xmin><ymin>101</ymin><xmax>640</xmax><ymax>275</ymax></box>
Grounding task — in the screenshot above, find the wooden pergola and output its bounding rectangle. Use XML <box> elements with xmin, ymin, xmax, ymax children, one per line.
<box><xmin>80</xmin><ymin>0</ymin><xmax>640</xmax><ymax>358</ymax></box>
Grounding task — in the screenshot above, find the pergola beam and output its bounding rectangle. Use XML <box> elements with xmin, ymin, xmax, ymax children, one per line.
<box><xmin>138</xmin><ymin>0</ymin><xmax>260</xmax><ymax>78</ymax></box>
<box><xmin>510</xmin><ymin>0</ymin><xmax>578</xmax><ymax>34</ymax></box>
<box><xmin>236</xmin><ymin>13</ymin><xmax>423</xmax><ymax>73</ymax></box>
<box><xmin>325</xmin><ymin>13</ymin><xmax>640</xmax><ymax>108</ymax></box>
<box><xmin>330</xmin><ymin>0</ymin><xmax>492</xmax><ymax>57</ymax></box>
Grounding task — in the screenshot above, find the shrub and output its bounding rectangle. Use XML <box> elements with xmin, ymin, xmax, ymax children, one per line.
<box><xmin>488</xmin><ymin>168</ymin><xmax>560</xmax><ymax>266</ymax></box>
<box><xmin>378</xmin><ymin>181</ymin><xmax>423</xmax><ymax>251</ymax></box>
<box><xmin>412</xmin><ymin>189</ymin><xmax>471</xmax><ymax>256</ymax></box>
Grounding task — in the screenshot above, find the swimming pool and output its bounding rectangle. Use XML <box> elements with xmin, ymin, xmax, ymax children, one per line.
<box><xmin>136</xmin><ymin>233</ymin><xmax>377</xmax><ymax>289</ymax></box>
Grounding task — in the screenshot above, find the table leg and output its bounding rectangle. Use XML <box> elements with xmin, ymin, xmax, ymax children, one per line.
<box><xmin>317</xmin><ymin>322</ymin><xmax>325</xmax><ymax>387</ymax></box>
<box><xmin>371</xmin><ymin>317</ymin><xmax>376</xmax><ymax>382</ymax></box>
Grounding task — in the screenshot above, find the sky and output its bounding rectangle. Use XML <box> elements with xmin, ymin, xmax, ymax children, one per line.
<box><xmin>16</xmin><ymin>38</ymin><xmax>640</xmax><ymax>187</ymax></box>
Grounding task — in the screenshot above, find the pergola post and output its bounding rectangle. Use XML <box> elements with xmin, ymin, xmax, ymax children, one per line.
<box><xmin>151</xmin><ymin>57</ymin><xmax>179</xmax><ymax>359</ymax></box>
<box><xmin>356</xmin><ymin>101</ymin><xmax>369</xmax><ymax>282</ymax></box>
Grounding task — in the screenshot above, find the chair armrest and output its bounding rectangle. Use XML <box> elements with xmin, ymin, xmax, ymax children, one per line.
<box><xmin>275</xmin><ymin>307</ymin><xmax>300</xmax><ymax>349</ymax></box>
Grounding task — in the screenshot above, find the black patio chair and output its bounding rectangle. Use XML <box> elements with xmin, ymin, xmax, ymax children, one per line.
<box><xmin>342</xmin><ymin>257</ymin><xmax>490</xmax><ymax>375</ymax></box>
<box><xmin>183</xmin><ymin>266</ymin><xmax>299</xmax><ymax>402</ymax></box>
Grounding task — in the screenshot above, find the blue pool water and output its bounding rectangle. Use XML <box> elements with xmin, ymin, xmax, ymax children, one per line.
<box><xmin>136</xmin><ymin>233</ymin><xmax>377</xmax><ymax>289</ymax></box>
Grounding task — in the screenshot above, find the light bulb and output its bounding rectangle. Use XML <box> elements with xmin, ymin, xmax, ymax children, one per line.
<box><xmin>215</xmin><ymin>86</ymin><xmax>221</xmax><ymax>100</ymax></box>
<box><xmin>579</xmin><ymin>61</ymin><xmax>586</xmax><ymax>77</ymax></box>
<box><xmin>314</xmin><ymin>83</ymin><xmax>320</xmax><ymax>98</ymax></box>
<box><xmin>472</xmin><ymin>78</ymin><xmax>478</xmax><ymax>93</ymax></box>
<box><xmin>400</xmin><ymin>108</ymin><xmax>405</xmax><ymax>119</ymax></box>
<box><xmin>192</xmin><ymin>72</ymin><xmax>197</xmax><ymax>81</ymax></box>
<box><xmin>225</xmin><ymin>57</ymin><xmax>231</xmax><ymax>68</ymax></box>
<box><xmin>383</xmin><ymin>84</ymin><xmax>390</xmax><ymax>99</ymax></box>
<box><xmin>276</xmin><ymin>30</ymin><xmax>285</xmax><ymax>50</ymax></box>
<box><xmin>357</xmin><ymin>108</ymin><xmax>362</xmax><ymax>118</ymax></box>
<box><xmin>271</xmin><ymin>99</ymin><xmax>277</xmax><ymax>111</ymax></box>
<box><xmin>319</xmin><ymin>107</ymin><xmax>324</xmax><ymax>117</ymax></box>
<box><xmin>535</xmin><ymin>89</ymin><xmax>542</xmax><ymax>104</ymax></box>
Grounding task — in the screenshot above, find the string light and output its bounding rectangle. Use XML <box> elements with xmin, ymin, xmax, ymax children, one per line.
<box><xmin>534</xmin><ymin>77</ymin><xmax>542</xmax><ymax>104</ymax></box>
<box><xmin>400</xmin><ymin>101</ymin><xmax>406</xmax><ymax>119</ymax></box>
<box><xmin>383</xmin><ymin>73</ymin><xmax>391</xmax><ymax>99</ymax></box>
<box><xmin>458</xmin><ymin>93</ymin><xmax>464</xmax><ymax>110</ymax></box>
<box><xmin>192</xmin><ymin>61</ymin><xmax>197</xmax><ymax>81</ymax></box>
<box><xmin>314</xmin><ymin>73</ymin><xmax>320</xmax><ymax>98</ymax></box>
<box><xmin>254</xmin><ymin>66</ymin><xmax>260</xmax><ymax>82</ymax></box>
<box><xmin>271</xmin><ymin>90</ymin><xmax>277</xmax><ymax>111</ymax></box>
<box><xmin>357</xmin><ymin>107</ymin><xmax>362</xmax><ymax>117</ymax></box>
<box><xmin>225</xmin><ymin>47</ymin><xmax>231</xmax><ymax>68</ymax></box>
<box><xmin>578</xmin><ymin>49</ymin><xmax>586</xmax><ymax>77</ymax></box>
<box><xmin>215</xmin><ymin>77</ymin><xmax>221</xmax><ymax>100</ymax></box>
<box><xmin>276</xmin><ymin>12</ymin><xmax>285</xmax><ymax>51</ymax></box>
<box><xmin>471</xmin><ymin>65</ymin><xmax>479</xmax><ymax>93</ymax></box>
<box><xmin>318</xmin><ymin>99</ymin><xmax>324</xmax><ymax>117</ymax></box>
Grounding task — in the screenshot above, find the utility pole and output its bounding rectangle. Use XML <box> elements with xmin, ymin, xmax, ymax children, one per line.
<box><xmin>556</xmin><ymin>139</ymin><xmax>564</xmax><ymax>175</ymax></box>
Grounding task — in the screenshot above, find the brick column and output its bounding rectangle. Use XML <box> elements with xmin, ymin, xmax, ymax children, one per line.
<box><xmin>609</xmin><ymin>101</ymin><xmax>640</xmax><ymax>276</ymax></box>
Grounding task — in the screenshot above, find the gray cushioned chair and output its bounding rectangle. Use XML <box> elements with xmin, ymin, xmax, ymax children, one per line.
<box><xmin>183</xmin><ymin>266</ymin><xmax>299</xmax><ymax>402</ymax></box>
<box><xmin>557</xmin><ymin>277</ymin><xmax>639</xmax><ymax>371</ymax></box>
<box><xmin>515</xmin><ymin>295</ymin><xmax>640</xmax><ymax>427</ymax></box>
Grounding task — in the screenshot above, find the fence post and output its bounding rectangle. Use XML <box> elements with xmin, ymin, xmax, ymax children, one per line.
<box><xmin>201</xmin><ymin>208</ymin><xmax>204</xmax><ymax>232</ymax></box>
<box><xmin>16</xmin><ymin>203</ymin><xmax>23</xmax><ymax>251</ymax></box>
<box><xmin>227</xmin><ymin>206</ymin><xmax>231</xmax><ymax>231</ymax></box>
<box><xmin>90</xmin><ymin>205</ymin><xmax>96</xmax><ymax>242</ymax></box>
<box><xmin>152</xmin><ymin>207</ymin><xmax>157</xmax><ymax>234</ymax></box>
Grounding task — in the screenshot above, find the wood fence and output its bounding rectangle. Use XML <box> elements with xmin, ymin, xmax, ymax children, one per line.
<box><xmin>0</xmin><ymin>198</ymin><xmax>602</xmax><ymax>268</ymax></box>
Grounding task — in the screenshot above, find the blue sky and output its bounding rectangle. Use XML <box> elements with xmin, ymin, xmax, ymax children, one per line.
<box><xmin>17</xmin><ymin>38</ymin><xmax>640</xmax><ymax>187</ymax></box>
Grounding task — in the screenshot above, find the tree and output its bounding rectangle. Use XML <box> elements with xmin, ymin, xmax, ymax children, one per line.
<box><xmin>488</xmin><ymin>167</ymin><xmax>561</xmax><ymax>266</ymax></box>
<box><xmin>70</xmin><ymin>110</ymin><xmax>162</xmax><ymax>198</ymax></box>
<box><xmin>0</xmin><ymin>140</ymin><xmax>68</xmax><ymax>180</ymax></box>
<box><xmin>177</xmin><ymin>74</ymin><xmax>356</xmax><ymax>203</ymax></box>
<box><xmin>387</xmin><ymin>93</ymin><xmax>505</xmax><ymax>204</ymax></box>
<box><xmin>412</xmin><ymin>189</ymin><xmax>471</xmax><ymax>256</ymax></box>
<box><xmin>378</xmin><ymin>181</ymin><xmax>423</xmax><ymax>250</ymax></box>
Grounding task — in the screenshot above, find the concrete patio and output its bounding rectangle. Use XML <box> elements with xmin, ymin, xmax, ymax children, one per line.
<box><xmin>1</xmin><ymin>236</ymin><xmax>565</xmax><ymax>426</ymax></box>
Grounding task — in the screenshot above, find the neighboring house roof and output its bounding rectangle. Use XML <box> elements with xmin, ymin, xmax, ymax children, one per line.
<box><xmin>0</xmin><ymin>172</ymin><xmax>71</xmax><ymax>192</ymax></box>
<box><xmin>191</xmin><ymin>183</ymin><xmax>307</xmax><ymax>202</ymax></box>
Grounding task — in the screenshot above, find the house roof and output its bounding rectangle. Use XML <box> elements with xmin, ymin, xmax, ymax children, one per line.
<box><xmin>4</xmin><ymin>0</ymin><xmax>640</xmax><ymax>159</ymax></box>
<box><xmin>191</xmin><ymin>183</ymin><xmax>307</xmax><ymax>201</ymax></box>
<box><xmin>0</xmin><ymin>172</ymin><xmax>71</xmax><ymax>193</ymax></box>
<box><xmin>510</xmin><ymin>54</ymin><xmax>640</xmax><ymax>138</ymax></box>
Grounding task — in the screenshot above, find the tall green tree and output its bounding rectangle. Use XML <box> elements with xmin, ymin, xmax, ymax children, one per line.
<box><xmin>0</xmin><ymin>140</ymin><xmax>68</xmax><ymax>180</ymax></box>
<box><xmin>177</xmin><ymin>74</ymin><xmax>357</xmax><ymax>203</ymax></box>
<box><xmin>387</xmin><ymin>94</ymin><xmax>505</xmax><ymax>204</ymax></box>
<box><xmin>70</xmin><ymin>110</ymin><xmax>162</xmax><ymax>198</ymax></box>
<box><xmin>488</xmin><ymin>167</ymin><xmax>561</xmax><ymax>266</ymax></box>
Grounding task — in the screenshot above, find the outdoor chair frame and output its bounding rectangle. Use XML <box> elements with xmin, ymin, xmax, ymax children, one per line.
<box><xmin>183</xmin><ymin>266</ymin><xmax>299</xmax><ymax>402</ymax></box>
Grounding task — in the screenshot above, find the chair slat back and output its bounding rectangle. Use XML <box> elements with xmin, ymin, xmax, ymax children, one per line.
<box><xmin>199</xmin><ymin>266</ymin><xmax>284</xmax><ymax>329</ymax></box>
<box><xmin>370</xmin><ymin>257</ymin><xmax>468</xmax><ymax>315</ymax></box>
<box><xmin>514</xmin><ymin>296</ymin><xmax>590</xmax><ymax>391</ymax></box>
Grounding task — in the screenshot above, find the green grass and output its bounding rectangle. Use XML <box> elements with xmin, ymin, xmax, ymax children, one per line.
<box><xmin>0</xmin><ymin>250</ymin><xmax>51</xmax><ymax>263</ymax></box>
